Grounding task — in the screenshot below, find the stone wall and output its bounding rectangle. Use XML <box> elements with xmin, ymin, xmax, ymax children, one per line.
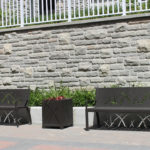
<box><xmin>0</xmin><ymin>14</ymin><xmax>150</xmax><ymax>89</ymax></box>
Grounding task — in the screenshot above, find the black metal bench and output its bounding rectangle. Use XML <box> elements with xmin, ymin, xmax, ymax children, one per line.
<box><xmin>85</xmin><ymin>87</ymin><xmax>150</xmax><ymax>130</ymax></box>
<box><xmin>0</xmin><ymin>89</ymin><xmax>32</xmax><ymax>127</ymax></box>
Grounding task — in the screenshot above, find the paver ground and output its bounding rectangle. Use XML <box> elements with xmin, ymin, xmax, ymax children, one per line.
<box><xmin>0</xmin><ymin>125</ymin><xmax>150</xmax><ymax>150</ymax></box>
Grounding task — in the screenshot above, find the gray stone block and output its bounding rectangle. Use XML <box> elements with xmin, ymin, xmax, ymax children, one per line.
<box><xmin>99</xmin><ymin>64</ymin><xmax>110</xmax><ymax>75</ymax></box>
<box><xmin>87</xmin><ymin>50</ymin><xmax>100</xmax><ymax>54</ymax></box>
<box><xmin>2</xmin><ymin>77</ymin><xmax>12</xmax><ymax>85</ymax></box>
<box><xmin>16</xmin><ymin>51</ymin><xmax>29</xmax><ymax>56</ymax></box>
<box><xmin>75</xmin><ymin>47</ymin><xmax>86</xmax><ymax>55</ymax></box>
<box><xmin>117</xmin><ymin>38</ymin><xmax>130</xmax><ymax>48</ymax></box>
<box><xmin>50</xmin><ymin>52</ymin><xmax>69</xmax><ymax>59</ymax></box>
<box><xmin>0</xmin><ymin>68</ymin><xmax>10</xmax><ymax>73</ymax></box>
<box><xmin>84</xmin><ymin>29</ymin><xmax>107</xmax><ymax>40</ymax></box>
<box><xmin>92</xmin><ymin>59</ymin><xmax>104</xmax><ymax>64</ymax></box>
<box><xmin>110</xmin><ymin>71</ymin><xmax>119</xmax><ymax>76</ymax></box>
<box><xmin>140</xmin><ymin>60</ymin><xmax>150</xmax><ymax>65</ymax></box>
<box><xmin>56</xmin><ymin>63</ymin><xmax>67</xmax><ymax>69</ymax></box>
<box><xmin>24</xmin><ymin>59</ymin><xmax>39</xmax><ymax>64</ymax></box>
<box><xmin>100</xmin><ymin>49</ymin><xmax>112</xmax><ymax>58</ymax></box>
<box><xmin>74</xmin><ymin>40</ymin><xmax>96</xmax><ymax>46</ymax></box>
<box><xmin>110</xmin><ymin>64</ymin><xmax>124</xmax><ymax>70</ymax></box>
<box><xmin>0</xmin><ymin>55</ymin><xmax>9</xmax><ymax>60</ymax></box>
<box><xmin>137</xmin><ymin>39</ymin><xmax>150</xmax><ymax>52</ymax></box>
<box><xmin>87</xmin><ymin>71</ymin><xmax>99</xmax><ymax>77</ymax></box>
<box><xmin>58</xmin><ymin>33</ymin><xmax>71</xmax><ymax>45</ymax></box>
<box><xmin>104</xmin><ymin>58</ymin><xmax>117</xmax><ymax>64</ymax></box>
<box><xmin>126</xmin><ymin>77</ymin><xmax>137</xmax><ymax>82</ymax></box>
<box><xmin>90</xmin><ymin>77</ymin><xmax>103</xmax><ymax>83</ymax></box>
<box><xmin>56</xmin><ymin>45</ymin><xmax>74</xmax><ymax>51</ymax></box>
<box><xmin>71</xmin><ymin>36</ymin><xmax>85</xmax><ymax>41</ymax></box>
<box><xmin>125</xmin><ymin>58</ymin><xmax>139</xmax><ymax>66</ymax></box>
<box><xmin>70</xmin><ymin>32</ymin><xmax>83</xmax><ymax>36</ymax></box>
<box><xmin>11</xmin><ymin>65</ymin><xmax>20</xmax><ymax>73</ymax></box>
<box><xmin>61</xmin><ymin>68</ymin><xmax>72</xmax><ymax>77</ymax></box>
<box><xmin>41</xmin><ymin>72</ymin><xmax>60</xmax><ymax>77</ymax></box>
<box><xmin>104</xmin><ymin>77</ymin><xmax>116</xmax><ymax>82</ymax></box>
<box><xmin>121</xmin><ymin>47</ymin><xmax>137</xmax><ymax>53</ymax></box>
<box><xmin>36</xmin><ymin>67</ymin><xmax>47</xmax><ymax>72</ymax></box>
<box><xmin>134</xmin><ymin>66</ymin><xmax>149</xmax><ymax>72</ymax></box>
<box><xmin>116</xmin><ymin>77</ymin><xmax>126</xmax><ymax>85</ymax></box>
<box><xmin>3</xmin><ymin>44</ymin><xmax>12</xmax><ymax>54</ymax></box>
<box><xmin>115</xmin><ymin>23</ymin><xmax>128</xmax><ymax>32</ymax></box>
<box><xmin>23</xmin><ymin>67</ymin><xmax>33</xmax><ymax>77</ymax></box>
<box><xmin>87</xmin><ymin>45</ymin><xmax>101</xmax><ymax>50</ymax></box>
<box><xmin>79</xmin><ymin>77</ymin><xmax>90</xmax><ymax>86</ymax></box>
<box><xmin>78</xmin><ymin>62</ymin><xmax>92</xmax><ymax>71</ymax></box>
<box><xmin>119</xmin><ymin>70</ymin><xmax>129</xmax><ymax>76</ymax></box>
<box><xmin>76</xmin><ymin>72</ymin><xmax>87</xmax><ymax>77</ymax></box>
<box><xmin>12</xmin><ymin>41</ymin><xmax>27</xmax><ymax>47</ymax></box>
<box><xmin>47</xmin><ymin>64</ymin><xmax>56</xmax><ymax>72</ymax></box>
<box><xmin>62</xmin><ymin>77</ymin><xmax>78</xmax><ymax>82</ymax></box>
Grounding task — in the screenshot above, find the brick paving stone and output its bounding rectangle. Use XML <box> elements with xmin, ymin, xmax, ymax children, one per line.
<box><xmin>1</xmin><ymin>125</ymin><xmax>150</xmax><ymax>150</ymax></box>
<box><xmin>0</xmin><ymin>141</ymin><xmax>16</xmax><ymax>149</ymax></box>
<box><xmin>30</xmin><ymin>145</ymin><xmax>66</xmax><ymax>150</ymax></box>
<box><xmin>30</xmin><ymin>145</ymin><xmax>109</xmax><ymax>150</ymax></box>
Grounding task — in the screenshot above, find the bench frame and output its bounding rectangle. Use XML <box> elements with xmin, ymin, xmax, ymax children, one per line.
<box><xmin>0</xmin><ymin>89</ymin><xmax>32</xmax><ymax>127</ymax></box>
<box><xmin>85</xmin><ymin>87</ymin><xmax>150</xmax><ymax>130</ymax></box>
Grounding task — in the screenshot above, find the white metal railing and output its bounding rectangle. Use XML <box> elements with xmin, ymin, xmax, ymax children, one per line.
<box><xmin>0</xmin><ymin>0</ymin><xmax>150</xmax><ymax>28</ymax></box>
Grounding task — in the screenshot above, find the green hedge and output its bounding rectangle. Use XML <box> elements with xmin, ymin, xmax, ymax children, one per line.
<box><xmin>29</xmin><ymin>86</ymin><xmax>96</xmax><ymax>107</ymax></box>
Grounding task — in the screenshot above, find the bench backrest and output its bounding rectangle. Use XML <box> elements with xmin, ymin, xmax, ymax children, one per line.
<box><xmin>0</xmin><ymin>89</ymin><xmax>30</xmax><ymax>106</ymax></box>
<box><xmin>96</xmin><ymin>87</ymin><xmax>150</xmax><ymax>107</ymax></box>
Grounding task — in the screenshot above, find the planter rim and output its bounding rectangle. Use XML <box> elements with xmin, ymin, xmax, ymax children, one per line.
<box><xmin>96</xmin><ymin>87</ymin><xmax>150</xmax><ymax>89</ymax></box>
<box><xmin>43</xmin><ymin>98</ymin><xmax>72</xmax><ymax>101</ymax></box>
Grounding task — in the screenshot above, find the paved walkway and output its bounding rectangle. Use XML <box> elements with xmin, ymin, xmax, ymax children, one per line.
<box><xmin>0</xmin><ymin>125</ymin><xmax>150</xmax><ymax>150</ymax></box>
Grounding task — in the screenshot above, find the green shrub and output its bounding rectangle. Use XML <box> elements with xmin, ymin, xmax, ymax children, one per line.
<box><xmin>29</xmin><ymin>88</ymin><xmax>46</xmax><ymax>106</ymax></box>
<box><xmin>0</xmin><ymin>9</ymin><xmax>1</xmax><ymax>19</ymax></box>
<box><xmin>29</xmin><ymin>86</ymin><xmax>96</xmax><ymax>107</ymax></box>
<box><xmin>71</xmin><ymin>88</ymin><xmax>95</xmax><ymax>106</ymax></box>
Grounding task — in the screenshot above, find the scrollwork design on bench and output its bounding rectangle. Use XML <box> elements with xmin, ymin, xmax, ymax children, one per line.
<box><xmin>103</xmin><ymin>113</ymin><xmax>150</xmax><ymax>129</ymax></box>
<box><xmin>104</xmin><ymin>113</ymin><xmax>128</xmax><ymax>128</ymax></box>
<box><xmin>0</xmin><ymin>110</ymin><xmax>22</xmax><ymax>125</ymax></box>
<box><xmin>137</xmin><ymin>114</ymin><xmax>150</xmax><ymax>128</ymax></box>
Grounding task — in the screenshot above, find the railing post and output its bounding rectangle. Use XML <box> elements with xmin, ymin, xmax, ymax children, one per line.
<box><xmin>68</xmin><ymin>0</ymin><xmax>71</xmax><ymax>22</ymax></box>
<box><xmin>1</xmin><ymin>0</ymin><xmax>4</xmax><ymax>26</ymax></box>
<box><xmin>20</xmin><ymin>0</ymin><xmax>24</xmax><ymax>27</ymax></box>
<box><xmin>122</xmin><ymin>0</ymin><xmax>126</xmax><ymax>16</ymax></box>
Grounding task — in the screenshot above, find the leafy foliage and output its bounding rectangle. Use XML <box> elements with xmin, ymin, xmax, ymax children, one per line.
<box><xmin>0</xmin><ymin>9</ymin><xmax>1</xmax><ymax>19</ymax></box>
<box><xmin>71</xmin><ymin>88</ymin><xmax>95</xmax><ymax>106</ymax></box>
<box><xmin>29</xmin><ymin>86</ymin><xmax>96</xmax><ymax>107</ymax></box>
<box><xmin>29</xmin><ymin>88</ymin><xmax>46</xmax><ymax>106</ymax></box>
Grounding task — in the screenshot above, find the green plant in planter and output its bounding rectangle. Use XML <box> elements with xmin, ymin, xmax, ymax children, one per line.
<box><xmin>71</xmin><ymin>88</ymin><xmax>95</xmax><ymax>106</ymax></box>
<box><xmin>29</xmin><ymin>86</ymin><xmax>96</xmax><ymax>107</ymax></box>
<box><xmin>29</xmin><ymin>88</ymin><xmax>46</xmax><ymax>106</ymax></box>
<box><xmin>45</xmin><ymin>86</ymin><xmax>72</xmax><ymax>99</ymax></box>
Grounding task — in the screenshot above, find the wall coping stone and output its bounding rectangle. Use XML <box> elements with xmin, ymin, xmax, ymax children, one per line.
<box><xmin>0</xmin><ymin>13</ymin><xmax>150</xmax><ymax>34</ymax></box>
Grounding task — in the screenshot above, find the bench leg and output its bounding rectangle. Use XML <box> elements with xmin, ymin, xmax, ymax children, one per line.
<box><xmin>26</xmin><ymin>107</ymin><xmax>32</xmax><ymax>124</ymax></box>
<box><xmin>96</xmin><ymin>112</ymin><xmax>100</xmax><ymax>128</ymax></box>
<box><xmin>14</xmin><ymin>108</ymin><xmax>19</xmax><ymax>127</ymax></box>
<box><xmin>85</xmin><ymin>109</ymin><xmax>89</xmax><ymax>131</ymax></box>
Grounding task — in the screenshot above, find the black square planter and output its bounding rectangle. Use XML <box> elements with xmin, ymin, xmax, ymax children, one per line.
<box><xmin>42</xmin><ymin>99</ymin><xmax>73</xmax><ymax>129</ymax></box>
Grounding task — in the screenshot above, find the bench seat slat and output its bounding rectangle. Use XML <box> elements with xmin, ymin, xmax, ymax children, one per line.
<box><xmin>87</xmin><ymin>107</ymin><xmax>150</xmax><ymax>113</ymax></box>
<box><xmin>0</xmin><ymin>106</ymin><xmax>28</xmax><ymax>109</ymax></box>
